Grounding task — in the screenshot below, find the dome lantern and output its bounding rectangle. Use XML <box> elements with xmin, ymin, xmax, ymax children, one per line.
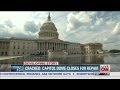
<box><xmin>47</xmin><ymin>12</ymin><xmax>51</xmax><ymax>21</ymax></box>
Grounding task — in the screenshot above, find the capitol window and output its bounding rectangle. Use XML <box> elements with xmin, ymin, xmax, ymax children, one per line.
<box><xmin>18</xmin><ymin>46</ymin><xmax>20</xmax><ymax>49</ymax></box>
<box><xmin>23</xmin><ymin>46</ymin><xmax>25</xmax><ymax>49</ymax></box>
<box><xmin>13</xmin><ymin>46</ymin><xmax>15</xmax><ymax>49</ymax></box>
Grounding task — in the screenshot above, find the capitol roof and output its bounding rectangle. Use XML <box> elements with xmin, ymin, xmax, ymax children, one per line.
<box><xmin>40</xmin><ymin>13</ymin><xmax>57</xmax><ymax>31</ymax></box>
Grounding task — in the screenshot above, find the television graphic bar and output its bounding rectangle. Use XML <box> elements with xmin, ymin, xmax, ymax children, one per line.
<box><xmin>23</xmin><ymin>61</ymin><xmax>59</xmax><ymax>65</ymax></box>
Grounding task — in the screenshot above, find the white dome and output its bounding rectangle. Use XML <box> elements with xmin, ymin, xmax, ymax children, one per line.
<box><xmin>38</xmin><ymin>13</ymin><xmax>59</xmax><ymax>40</ymax></box>
<box><xmin>40</xmin><ymin>20</ymin><xmax>57</xmax><ymax>31</ymax></box>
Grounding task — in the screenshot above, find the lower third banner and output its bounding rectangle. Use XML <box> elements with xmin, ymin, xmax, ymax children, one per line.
<box><xmin>10</xmin><ymin>65</ymin><xmax>100</xmax><ymax>72</ymax></box>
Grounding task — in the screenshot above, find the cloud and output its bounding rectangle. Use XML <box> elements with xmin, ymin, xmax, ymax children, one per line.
<box><xmin>103</xmin><ymin>23</ymin><xmax>120</xmax><ymax>49</ymax></box>
<box><xmin>4</xmin><ymin>20</ymin><xmax>14</xmax><ymax>28</ymax></box>
<box><xmin>0</xmin><ymin>21</ymin><xmax>37</xmax><ymax>39</ymax></box>
<box><xmin>66</xmin><ymin>13</ymin><xmax>80</xmax><ymax>32</ymax></box>
<box><xmin>66</xmin><ymin>12</ymin><xmax>94</xmax><ymax>32</ymax></box>
<box><xmin>95</xmin><ymin>17</ymin><xmax>104</xmax><ymax>25</ymax></box>
<box><xmin>111</xmin><ymin>23</ymin><xmax>120</xmax><ymax>35</ymax></box>
<box><xmin>31</xmin><ymin>12</ymin><xmax>48</xmax><ymax>19</ymax></box>
<box><xmin>0</xmin><ymin>20</ymin><xmax>15</xmax><ymax>33</ymax></box>
<box><xmin>24</xmin><ymin>21</ymin><xmax>38</xmax><ymax>33</ymax></box>
<box><xmin>0</xmin><ymin>24</ymin><xmax>5</xmax><ymax>29</ymax></box>
<box><xmin>76</xmin><ymin>12</ymin><xmax>92</xmax><ymax>23</ymax></box>
<box><xmin>14</xmin><ymin>32</ymin><xmax>37</xmax><ymax>39</ymax></box>
<box><xmin>65</xmin><ymin>12</ymin><xmax>120</xmax><ymax>48</ymax></box>
<box><xmin>0</xmin><ymin>29</ymin><xmax>37</xmax><ymax>39</ymax></box>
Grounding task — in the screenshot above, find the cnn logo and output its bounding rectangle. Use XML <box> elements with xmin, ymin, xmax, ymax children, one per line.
<box><xmin>100</xmin><ymin>65</ymin><xmax>110</xmax><ymax>72</ymax></box>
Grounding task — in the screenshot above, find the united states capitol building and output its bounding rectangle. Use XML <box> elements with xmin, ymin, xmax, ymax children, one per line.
<box><xmin>0</xmin><ymin>13</ymin><xmax>103</xmax><ymax>56</ymax></box>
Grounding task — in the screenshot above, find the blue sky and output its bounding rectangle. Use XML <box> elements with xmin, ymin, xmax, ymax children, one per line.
<box><xmin>0</xmin><ymin>11</ymin><xmax>120</xmax><ymax>50</ymax></box>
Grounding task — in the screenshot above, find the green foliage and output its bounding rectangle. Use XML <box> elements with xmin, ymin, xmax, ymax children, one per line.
<box><xmin>109</xmin><ymin>49</ymin><xmax>120</xmax><ymax>53</ymax></box>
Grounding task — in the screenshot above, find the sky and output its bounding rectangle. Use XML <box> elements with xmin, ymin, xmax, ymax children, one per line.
<box><xmin>0</xmin><ymin>11</ymin><xmax>120</xmax><ymax>50</ymax></box>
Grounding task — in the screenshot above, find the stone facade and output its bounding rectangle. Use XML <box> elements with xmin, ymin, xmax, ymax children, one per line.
<box><xmin>0</xmin><ymin>39</ymin><xmax>10</xmax><ymax>56</ymax></box>
<box><xmin>67</xmin><ymin>42</ymin><xmax>84</xmax><ymax>55</ymax></box>
<box><xmin>84</xmin><ymin>43</ymin><xmax>103</xmax><ymax>54</ymax></box>
<box><xmin>0</xmin><ymin>38</ymin><xmax>37</xmax><ymax>56</ymax></box>
<box><xmin>36</xmin><ymin>39</ymin><xmax>68</xmax><ymax>55</ymax></box>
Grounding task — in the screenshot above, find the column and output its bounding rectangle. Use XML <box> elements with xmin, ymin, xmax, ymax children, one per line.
<box><xmin>40</xmin><ymin>42</ymin><xmax>41</xmax><ymax>50</ymax></box>
<box><xmin>43</xmin><ymin>42</ymin><xmax>45</xmax><ymax>50</ymax></box>
<box><xmin>50</xmin><ymin>42</ymin><xmax>51</xmax><ymax>49</ymax></box>
<box><xmin>66</xmin><ymin>44</ymin><xmax>68</xmax><ymax>51</ymax></box>
<box><xmin>60</xmin><ymin>43</ymin><xmax>61</xmax><ymax>50</ymax></box>
<box><xmin>53</xmin><ymin>43</ymin><xmax>54</xmax><ymax>50</ymax></box>
<box><xmin>43</xmin><ymin>42</ymin><xmax>45</xmax><ymax>54</ymax></box>
<box><xmin>49</xmin><ymin>42</ymin><xmax>50</xmax><ymax>49</ymax></box>
<box><xmin>65</xmin><ymin>44</ymin><xmax>67</xmax><ymax>50</ymax></box>
<box><xmin>51</xmin><ymin>42</ymin><xmax>52</xmax><ymax>50</ymax></box>
<box><xmin>58</xmin><ymin>43</ymin><xmax>59</xmax><ymax>49</ymax></box>
<box><xmin>39</xmin><ymin>42</ymin><xmax>41</xmax><ymax>50</ymax></box>
<box><xmin>42</xmin><ymin>42</ymin><xmax>43</xmax><ymax>50</ymax></box>
<box><xmin>64</xmin><ymin>44</ymin><xmax>66</xmax><ymax>50</ymax></box>
<box><xmin>52</xmin><ymin>42</ymin><xmax>54</xmax><ymax>50</ymax></box>
<box><xmin>39</xmin><ymin>42</ymin><xmax>40</xmax><ymax>50</ymax></box>
<box><xmin>56</xmin><ymin>43</ymin><xmax>57</xmax><ymax>50</ymax></box>
<box><xmin>37</xmin><ymin>43</ymin><xmax>39</xmax><ymax>50</ymax></box>
<box><xmin>48</xmin><ymin>42</ymin><xmax>49</xmax><ymax>49</ymax></box>
<box><xmin>47</xmin><ymin>42</ymin><xmax>48</xmax><ymax>50</ymax></box>
<box><xmin>57</xmin><ymin>43</ymin><xmax>58</xmax><ymax>50</ymax></box>
<box><xmin>55</xmin><ymin>43</ymin><xmax>56</xmax><ymax>51</ymax></box>
<box><xmin>41</xmin><ymin>43</ymin><xmax>42</xmax><ymax>50</ymax></box>
<box><xmin>43</xmin><ymin>42</ymin><xmax>44</xmax><ymax>50</ymax></box>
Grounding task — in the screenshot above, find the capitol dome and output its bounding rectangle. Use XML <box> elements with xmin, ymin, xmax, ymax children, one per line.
<box><xmin>38</xmin><ymin>13</ymin><xmax>59</xmax><ymax>40</ymax></box>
